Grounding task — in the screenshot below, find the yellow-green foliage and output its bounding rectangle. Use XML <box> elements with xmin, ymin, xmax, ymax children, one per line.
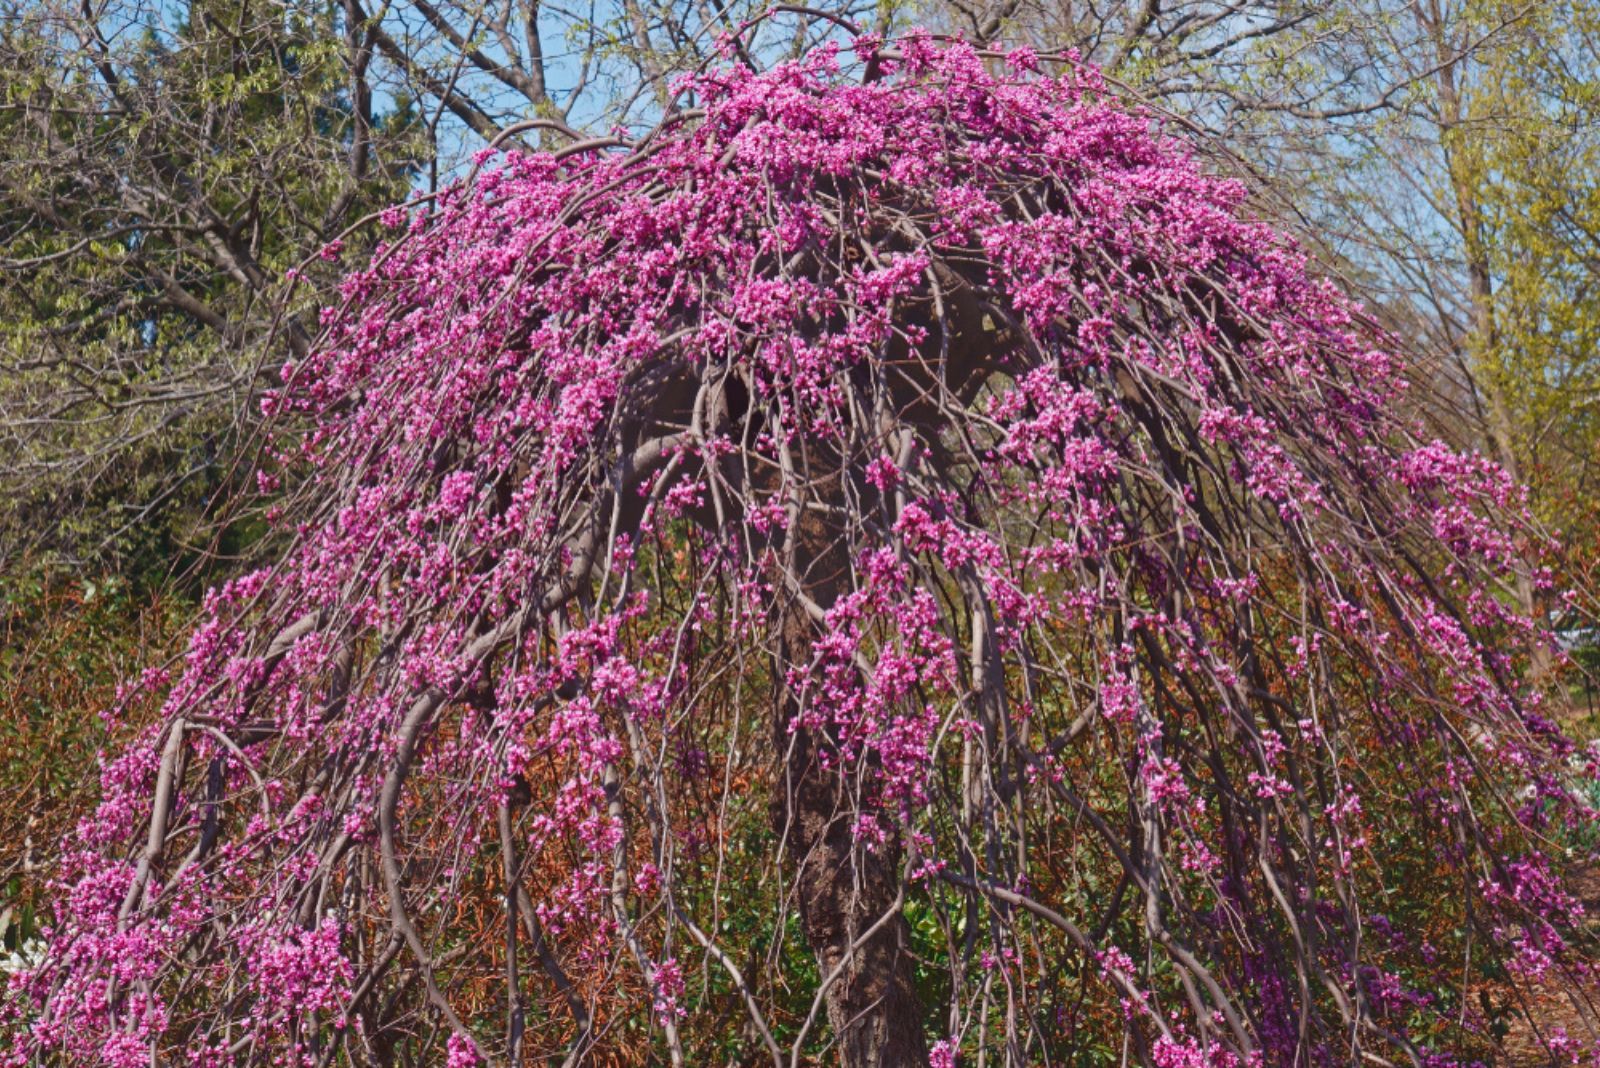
<box><xmin>1469</xmin><ymin>5</ymin><xmax>1600</xmax><ymax>560</ymax></box>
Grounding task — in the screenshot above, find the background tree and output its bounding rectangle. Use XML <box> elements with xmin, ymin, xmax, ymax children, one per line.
<box><xmin>0</xmin><ymin>0</ymin><xmax>424</xmax><ymax>569</ymax></box>
<box><xmin>1246</xmin><ymin>0</ymin><xmax>1600</xmax><ymax>658</ymax></box>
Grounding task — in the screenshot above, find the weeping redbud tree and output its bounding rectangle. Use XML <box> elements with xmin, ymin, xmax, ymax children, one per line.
<box><xmin>7</xmin><ymin>33</ymin><xmax>1597</xmax><ymax>1068</ymax></box>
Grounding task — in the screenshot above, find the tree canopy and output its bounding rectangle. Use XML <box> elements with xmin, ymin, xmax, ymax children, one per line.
<box><xmin>4</xmin><ymin>34</ymin><xmax>1596</xmax><ymax>1068</ymax></box>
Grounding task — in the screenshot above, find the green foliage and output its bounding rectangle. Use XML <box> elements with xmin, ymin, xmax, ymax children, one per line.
<box><xmin>0</xmin><ymin>0</ymin><xmax>422</xmax><ymax>577</ymax></box>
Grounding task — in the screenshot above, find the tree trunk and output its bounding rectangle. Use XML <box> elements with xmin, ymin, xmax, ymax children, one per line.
<box><xmin>756</xmin><ymin>261</ymin><xmax>1002</xmax><ymax>1064</ymax></box>
<box><xmin>1425</xmin><ymin>2</ymin><xmax>1551</xmax><ymax>681</ymax></box>
<box><xmin>771</xmin><ymin>480</ymin><xmax>929</xmax><ymax>1068</ymax></box>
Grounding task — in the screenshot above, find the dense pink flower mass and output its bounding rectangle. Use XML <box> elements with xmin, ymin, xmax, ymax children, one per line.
<box><xmin>5</xmin><ymin>33</ymin><xmax>1595</xmax><ymax>1068</ymax></box>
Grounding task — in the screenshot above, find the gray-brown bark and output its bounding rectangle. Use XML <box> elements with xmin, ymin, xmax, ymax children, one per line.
<box><xmin>773</xmin><ymin>478</ymin><xmax>929</xmax><ymax>1067</ymax></box>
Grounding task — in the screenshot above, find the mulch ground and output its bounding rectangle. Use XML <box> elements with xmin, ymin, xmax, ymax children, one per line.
<box><xmin>1487</xmin><ymin>689</ymin><xmax>1600</xmax><ymax>1065</ymax></box>
<box><xmin>1492</xmin><ymin>862</ymin><xmax>1600</xmax><ymax>1064</ymax></box>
